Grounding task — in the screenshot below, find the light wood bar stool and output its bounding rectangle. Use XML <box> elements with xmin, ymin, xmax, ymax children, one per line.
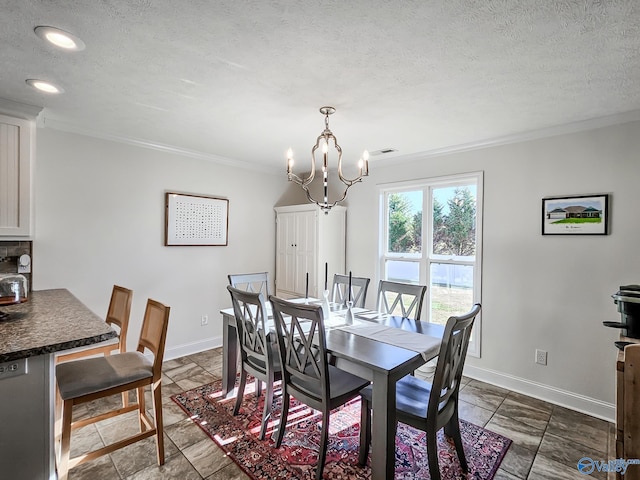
<box><xmin>55</xmin><ymin>285</ymin><xmax>133</xmax><ymax>410</ymax></box>
<box><xmin>55</xmin><ymin>298</ymin><xmax>170</xmax><ymax>480</ymax></box>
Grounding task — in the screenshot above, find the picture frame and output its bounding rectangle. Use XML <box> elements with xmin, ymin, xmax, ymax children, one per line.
<box><xmin>542</xmin><ymin>194</ymin><xmax>609</xmax><ymax>235</ymax></box>
<box><xmin>165</xmin><ymin>192</ymin><xmax>229</xmax><ymax>246</ymax></box>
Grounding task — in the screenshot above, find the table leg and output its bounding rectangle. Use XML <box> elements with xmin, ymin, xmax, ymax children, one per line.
<box><xmin>370</xmin><ymin>370</ymin><xmax>396</xmax><ymax>480</ymax></box>
<box><xmin>222</xmin><ymin>313</ymin><xmax>238</xmax><ymax>399</ymax></box>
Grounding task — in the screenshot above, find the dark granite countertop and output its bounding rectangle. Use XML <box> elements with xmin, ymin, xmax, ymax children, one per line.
<box><xmin>0</xmin><ymin>289</ymin><xmax>116</xmax><ymax>362</ymax></box>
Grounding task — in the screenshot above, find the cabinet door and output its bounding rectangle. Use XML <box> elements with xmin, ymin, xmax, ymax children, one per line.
<box><xmin>0</xmin><ymin>115</ymin><xmax>32</xmax><ymax>236</ymax></box>
<box><xmin>276</xmin><ymin>212</ymin><xmax>297</xmax><ymax>294</ymax></box>
<box><xmin>294</xmin><ymin>210</ymin><xmax>317</xmax><ymax>296</ymax></box>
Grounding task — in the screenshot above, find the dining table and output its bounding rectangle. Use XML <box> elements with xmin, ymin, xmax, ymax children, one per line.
<box><xmin>220</xmin><ymin>299</ymin><xmax>445</xmax><ymax>480</ymax></box>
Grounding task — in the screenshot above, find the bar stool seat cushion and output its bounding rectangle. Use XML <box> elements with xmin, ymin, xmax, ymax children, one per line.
<box><xmin>56</xmin><ymin>351</ymin><xmax>153</xmax><ymax>400</ymax></box>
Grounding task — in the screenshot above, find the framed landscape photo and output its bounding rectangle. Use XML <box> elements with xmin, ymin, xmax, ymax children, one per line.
<box><xmin>542</xmin><ymin>194</ymin><xmax>608</xmax><ymax>235</ymax></box>
<box><xmin>165</xmin><ymin>192</ymin><xmax>229</xmax><ymax>246</ymax></box>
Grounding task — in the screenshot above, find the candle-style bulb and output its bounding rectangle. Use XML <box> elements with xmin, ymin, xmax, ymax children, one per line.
<box><xmin>363</xmin><ymin>150</ymin><xmax>369</xmax><ymax>175</ymax></box>
<box><xmin>286</xmin><ymin>148</ymin><xmax>294</xmax><ymax>174</ymax></box>
<box><xmin>322</xmin><ymin>141</ymin><xmax>329</xmax><ymax>154</ymax></box>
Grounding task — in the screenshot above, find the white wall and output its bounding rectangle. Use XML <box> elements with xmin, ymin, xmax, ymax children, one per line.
<box><xmin>32</xmin><ymin>121</ymin><xmax>640</xmax><ymax>420</ymax></box>
<box><xmin>346</xmin><ymin>120</ymin><xmax>640</xmax><ymax>420</ymax></box>
<box><xmin>34</xmin><ymin>128</ymin><xmax>285</xmax><ymax>357</ymax></box>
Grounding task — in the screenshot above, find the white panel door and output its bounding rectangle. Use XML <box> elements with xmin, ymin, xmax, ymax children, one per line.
<box><xmin>294</xmin><ymin>210</ymin><xmax>317</xmax><ymax>296</ymax></box>
<box><xmin>276</xmin><ymin>212</ymin><xmax>297</xmax><ymax>294</ymax></box>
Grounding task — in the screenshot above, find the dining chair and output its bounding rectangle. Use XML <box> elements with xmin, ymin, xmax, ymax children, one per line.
<box><xmin>269</xmin><ymin>295</ymin><xmax>370</xmax><ymax>480</ymax></box>
<box><xmin>331</xmin><ymin>273</ymin><xmax>370</xmax><ymax>308</ymax></box>
<box><xmin>55</xmin><ymin>298</ymin><xmax>171</xmax><ymax>480</ymax></box>
<box><xmin>227</xmin><ymin>285</ymin><xmax>282</xmax><ymax>440</ymax></box>
<box><xmin>228</xmin><ymin>272</ymin><xmax>273</xmax><ymax>394</ymax></box>
<box><xmin>228</xmin><ymin>272</ymin><xmax>270</xmax><ymax>296</ymax></box>
<box><xmin>376</xmin><ymin>280</ymin><xmax>427</xmax><ymax>320</ymax></box>
<box><xmin>358</xmin><ymin>303</ymin><xmax>481</xmax><ymax>480</ymax></box>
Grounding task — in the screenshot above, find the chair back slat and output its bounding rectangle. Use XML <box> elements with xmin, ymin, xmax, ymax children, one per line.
<box><xmin>331</xmin><ymin>274</ymin><xmax>370</xmax><ymax>308</ymax></box>
<box><xmin>269</xmin><ymin>296</ymin><xmax>329</xmax><ymax>405</ymax></box>
<box><xmin>228</xmin><ymin>272</ymin><xmax>270</xmax><ymax>296</ymax></box>
<box><xmin>137</xmin><ymin>299</ymin><xmax>171</xmax><ymax>379</ymax></box>
<box><xmin>106</xmin><ymin>285</ymin><xmax>133</xmax><ymax>353</ymax></box>
<box><xmin>376</xmin><ymin>280</ymin><xmax>427</xmax><ymax>320</ymax></box>
<box><xmin>227</xmin><ymin>285</ymin><xmax>275</xmax><ymax>377</ymax></box>
<box><xmin>429</xmin><ymin>304</ymin><xmax>481</xmax><ymax>418</ymax></box>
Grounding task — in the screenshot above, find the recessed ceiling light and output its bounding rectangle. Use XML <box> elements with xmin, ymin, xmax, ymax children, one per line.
<box><xmin>34</xmin><ymin>26</ymin><xmax>85</xmax><ymax>51</ymax></box>
<box><xmin>25</xmin><ymin>79</ymin><xmax>64</xmax><ymax>94</ymax></box>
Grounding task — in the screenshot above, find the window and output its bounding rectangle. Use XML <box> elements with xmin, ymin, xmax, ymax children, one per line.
<box><xmin>380</xmin><ymin>172</ymin><xmax>483</xmax><ymax>356</ymax></box>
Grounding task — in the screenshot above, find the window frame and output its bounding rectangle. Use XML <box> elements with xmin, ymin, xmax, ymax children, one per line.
<box><xmin>378</xmin><ymin>171</ymin><xmax>483</xmax><ymax>357</ymax></box>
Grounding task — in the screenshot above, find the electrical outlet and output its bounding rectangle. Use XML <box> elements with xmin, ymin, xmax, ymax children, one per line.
<box><xmin>0</xmin><ymin>358</ymin><xmax>27</xmax><ymax>379</ymax></box>
<box><xmin>201</xmin><ymin>314</ymin><xmax>208</xmax><ymax>326</ymax></box>
<box><xmin>535</xmin><ymin>349</ymin><xmax>548</xmax><ymax>366</ymax></box>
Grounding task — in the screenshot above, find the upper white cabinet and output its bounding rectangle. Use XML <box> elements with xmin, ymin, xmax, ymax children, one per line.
<box><xmin>275</xmin><ymin>204</ymin><xmax>346</xmax><ymax>299</ymax></box>
<box><xmin>0</xmin><ymin>114</ymin><xmax>34</xmax><ymax>237</ymax></box>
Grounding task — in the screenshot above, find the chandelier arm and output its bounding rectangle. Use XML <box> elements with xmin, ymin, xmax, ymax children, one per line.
<box><xmin>333</xmin><ymin>142</ymin><xmax>364</xmax><ymax>185</ymax></box>
<box><xmin>337</xmin><ymin>172</ymin><xmax>365</xmax><ymax>185</ymax></box>
<box><xmin>288</xmin><ymin>152</ymin><xmax>316</xmax><ymax>187</ymax></box>
<box><xmin>301</xmin><ymin>184</ymin><xmax>322</xmax><ymax>206</ymax></box>
<box><xmin>302</xmin><ymin>148</ymin><xmax>316</xmax><ymax>186</ymax></box>
<box><xmin>333</xmin><ymin>180</ymin><xmax>360</xmax><ymax>205</ymax></box>
<box><xmin>287</xmin><ymin>171</ymin><xmax>308</xmax><ymax>186</ymax></box>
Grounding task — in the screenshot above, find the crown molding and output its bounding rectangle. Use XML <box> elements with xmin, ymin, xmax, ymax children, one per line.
<box><xmin>373</xmin><ymin>109</ymin><xmax>640</xmax><ymax>167</ymax></box>
<box><xmin>0</xmin><ymin>98</ymin><xmax>43</xmax><ymax>120</ymax></box>
<box><xmin>34</xmin><ymin>107</ymin><xmax>640</xmax><ymax>174</ymax></box>
<box><xmin>37</xmin><ymin>114</ymin><xmax>281</xmax><ymax>176</ymax></box>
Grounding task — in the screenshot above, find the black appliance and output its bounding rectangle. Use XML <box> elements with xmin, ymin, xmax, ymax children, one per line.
<box><xmin>604</xmin><ymin>285</ymin><xmax>640</xmax><ymax>347</ymax></box>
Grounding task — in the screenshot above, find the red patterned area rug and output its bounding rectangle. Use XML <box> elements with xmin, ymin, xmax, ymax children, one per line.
<box><xmin>172</xmin><ymin>379</ymin><xmax>511</xmax><ymax>480</ymax></box>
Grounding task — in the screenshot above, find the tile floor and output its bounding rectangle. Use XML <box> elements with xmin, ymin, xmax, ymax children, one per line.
<box><xmin>65</xmin><ymin>347</ymin><xmax>614</xmax><ymax>480</ymax></box>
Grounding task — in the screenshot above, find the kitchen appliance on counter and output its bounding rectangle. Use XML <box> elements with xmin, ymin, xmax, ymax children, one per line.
<box><xmin>603</xmin><ymin>284</ymin><xmax>640</xmax><ymax>349</ymax></box>
<box><xmin>0</xmin><ymin>273</ymin><xmax>28</xmax><ymax>320</ymax></box>
<box><xmin>0</xmin><ymin>240</ymin><xmax>32</xmax><ymax>293</ymax></box>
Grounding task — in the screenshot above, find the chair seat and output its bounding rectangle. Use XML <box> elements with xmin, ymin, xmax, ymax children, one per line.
<box><xmin>292</xmin><ymin>364</ymin><xmax>370</xmax><ymax>408</ymax></box>
<box><xmin>56</xmin><ymin>351</ymin><xmax>153</xmax><ymax>400</ymax></box>
<box><xmin>360</xmin><ymin>373</ymin><xmax>432</xmax><ymax>419</ymax></box>
<box><xmin>246</xmin><ymin>350</ymin><xmax>282</xmax><ymax>373</ymax></box>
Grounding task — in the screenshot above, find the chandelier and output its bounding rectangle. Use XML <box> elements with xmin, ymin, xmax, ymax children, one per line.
<box><xmin>286</xmin><ymin>106</ymin><xmax>369</xmax><ymax>213</ymax></box>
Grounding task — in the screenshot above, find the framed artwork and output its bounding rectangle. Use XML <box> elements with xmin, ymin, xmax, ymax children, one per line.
<box><xmin>542</xmin><ymin>194</ymin><xmax>609</xmax><ymax>235</ymax></box>
<box><xmin>165</xmin><ymin>192</ymin><xmax>229</xmax><ymax>246</ymax></box>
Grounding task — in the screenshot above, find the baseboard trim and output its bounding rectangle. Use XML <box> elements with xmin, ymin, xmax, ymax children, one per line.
<box><xmin>164</xmin><ymin>336</ymin><xmax>223</xmax><ymax>362</ymax></box>
<box><xmin>162</xmin><ymin>339</ymin><xmax>615</xmax><ymax>422</ymax></box>
<box><xmin>464</xmin><ymin>365</ymin><xmax>615</xmax><ymax>422</ymax></box>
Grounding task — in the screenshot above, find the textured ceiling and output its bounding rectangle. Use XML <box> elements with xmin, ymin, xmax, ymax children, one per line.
<box><xmin>1</xmin><ymin>0</ymin><xmax>639</xmax><ymax>172</ymax></box>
